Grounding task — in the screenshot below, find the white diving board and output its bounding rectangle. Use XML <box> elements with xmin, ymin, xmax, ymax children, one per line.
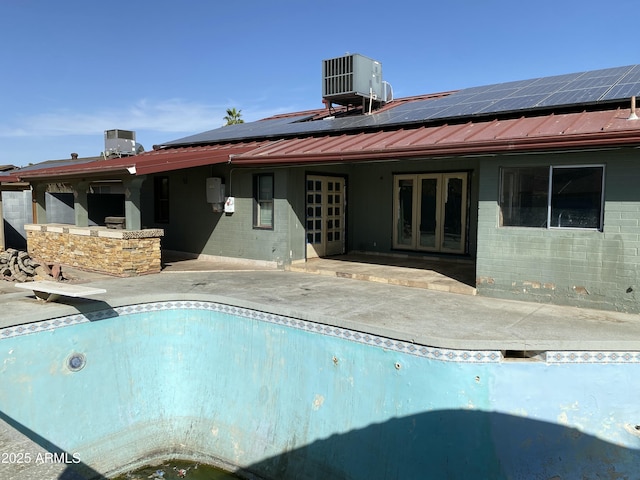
<box><xmin>15</xmin><ymin>281</ymin><xmax>106</xmax><ymax>303</ymax></box>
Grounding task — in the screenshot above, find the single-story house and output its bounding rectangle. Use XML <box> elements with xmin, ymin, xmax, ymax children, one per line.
<box><xmin>4</xmin><ymin>55</ymin><xmax>640</xmax><ymax>313</ymax></box>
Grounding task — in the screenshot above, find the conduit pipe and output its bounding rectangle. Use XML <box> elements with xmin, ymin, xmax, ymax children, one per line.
<box><xmin>629</xmin><ymin>96</ymin><xmax>638</xmax><ymax>120</ymax></box>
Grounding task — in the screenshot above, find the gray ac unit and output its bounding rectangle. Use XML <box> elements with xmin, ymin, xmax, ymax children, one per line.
<box><xmin>104</xmin><ymin>129</ymin><xmax>136</xmax><ymax>157</ymax></box>
<box><xmin>322</xmin><ymin>54</ymin><xmax>383</xmax><ymax>107</ymax></box>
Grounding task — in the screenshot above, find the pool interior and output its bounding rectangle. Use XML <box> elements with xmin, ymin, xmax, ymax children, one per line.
<box><xmin>112</xmin><ymin>459</ymin><xmax>239</xmax><ymax>479</ymax></box>
<box><xmin>1</xmin><ymin>301</ymin><xmax>640</xmax><ymax>479</ymax></box>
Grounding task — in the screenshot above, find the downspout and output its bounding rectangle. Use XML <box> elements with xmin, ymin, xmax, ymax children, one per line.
<box><xmin>228</xmin><ymin>154</ymin><xmax>236</xmax><ymax>196</ymax></box>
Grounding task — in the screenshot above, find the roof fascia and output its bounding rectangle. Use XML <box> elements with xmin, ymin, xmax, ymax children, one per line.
<box><xmin>16</xmin><ymin>166</ymin><xmax>134</xmax><ymax>183</ymax></box>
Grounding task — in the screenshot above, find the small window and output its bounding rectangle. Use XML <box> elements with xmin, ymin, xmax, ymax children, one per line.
<box><xmin>254</xmin><ymin>174</ymin><xmax>274</xmax><ymax>229</ymax></box>
<box><xmin>500</xmin><ymin>165</ymin><xmax>604</xmax><ymax>230</ymax></box>
<box><xmin>154</xmin><ymin>176</ymin><xmax>169</xmax><ymax>223</ymax></box>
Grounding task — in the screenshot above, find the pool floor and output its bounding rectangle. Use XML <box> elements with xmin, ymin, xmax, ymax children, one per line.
<box><xmin>112</xmin><ymin>459</ymin><xmax>240</xmax><ymax>479</ymax></box>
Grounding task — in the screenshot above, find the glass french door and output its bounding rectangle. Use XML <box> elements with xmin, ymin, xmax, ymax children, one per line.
<box><xmin>306</xmin><ymin>175</ymin><xmax>346</xmax><ymax>258</ymax></box>
<box><xmin>393</xmin><ymin>172</ymin><xmax>467</xmax><ymax>253</ymax></box>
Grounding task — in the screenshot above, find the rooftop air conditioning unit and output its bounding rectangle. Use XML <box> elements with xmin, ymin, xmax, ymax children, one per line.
<box><xmin>104</xmin><ymin>129</ymin><xmax>136</xmax><ymax>157</ymax></box>
<box><xmin>322</xmin><ymin>53</ymin><xmax>384</xmax><ymax>108</ymax></box>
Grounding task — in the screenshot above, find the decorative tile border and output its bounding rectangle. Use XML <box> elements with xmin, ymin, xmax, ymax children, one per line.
<box><xmin>2</xmin><ymin>301</ymin><xmax>639</xmax><ymax>364</ymax></box>
<box><xmin>546</xmin><ymin>351</ymin><xmax>640</xmax><ymax>364</ymax></box>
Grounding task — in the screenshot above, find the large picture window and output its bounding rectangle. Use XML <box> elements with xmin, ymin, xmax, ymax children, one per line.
<box><xmin>254</xmin><ymin>173</ymin><xmax>274</xmax><ymax>229</ymax></box>
<box><xmin>500</xmin><ymin>165</ymin><xmax>604</xmax><ymax>230</ymax></box>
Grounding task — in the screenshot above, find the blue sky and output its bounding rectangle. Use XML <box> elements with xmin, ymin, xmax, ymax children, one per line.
<box><xmin>1</xmin><ymin>0</ymin><xmax>637</xmax><ymax>167</ymax></box>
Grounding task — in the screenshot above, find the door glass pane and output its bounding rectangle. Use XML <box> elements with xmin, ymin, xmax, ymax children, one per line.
<box><xmin>397</xmin><ymin>179</ymin><xmax>413</xmax><ymax>246</ymax></box>
<box><xmin>419</xmin><ymin>178</ymin><xmax>438</xmax><ymax>248</ymax></box>
<box><xmin>442</xmin><ymin>177</ymin><xmax>463</xmax><ymax>250</ymax></box>
<box><xmin>306</xmin><ymin>178</ymin><xmax>322</xmax><ymax>245</ymax></box>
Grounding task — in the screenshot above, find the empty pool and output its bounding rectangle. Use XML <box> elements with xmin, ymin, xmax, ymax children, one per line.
<box><xmin>1</xmin><ymin>300</ymin><xmax>639</xmax><ymax>479</ymax></box>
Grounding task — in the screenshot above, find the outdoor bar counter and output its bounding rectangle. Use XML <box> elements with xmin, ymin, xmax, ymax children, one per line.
<box><xmin>25</xmin><ymin>223</ymin><xmax>164</xmax><ymax>276</ymax></box>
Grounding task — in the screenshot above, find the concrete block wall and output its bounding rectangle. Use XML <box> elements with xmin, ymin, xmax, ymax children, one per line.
<box><xmin>197</xmin><ymin>169</ymin><xmax>298</xmax><ymax>266</ymax></box>
<box><xmin>349</xmin><ymin>157</ymin><xmax>480</xmax><ymax>257</ymax></box>
<box><xmin>26</xmin><ymin>224</ymin><xmax>163</xmax><ymax>276</ymax></box>
<box><xmin>143</xmin><ymin>167</ymin><xmax>304</xmax><ymax>267</ymax></box>
<box><xmin>46</xmin><ymin>192</ymin><xmax>75</xmax><ymax>224</ymax></box>
<box><xmin>1</xmin><ymin>191</ymin><xmax>109</xmax><ymax>250</ymax></box>
<box><xmin>2</xmin><ymin>190</ymin><xmax>32</xmax><ymax>250</ymax></box>
<box><xmin>476</xmin><ymin>149</ymin><xmax>640</xmax><ymax>313</ymax></box>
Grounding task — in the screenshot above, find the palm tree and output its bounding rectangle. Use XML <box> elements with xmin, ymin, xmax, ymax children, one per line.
<box><xmin>223</xmin><ymin>108</ymin><xmax>244</xmax><ymax>125</ymax></box>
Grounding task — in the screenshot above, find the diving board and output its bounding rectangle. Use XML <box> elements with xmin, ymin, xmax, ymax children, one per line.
<box><xmin>15</xmin><ymin>281</ymin><xmax>106</xmax><ymax>303</ymax></box>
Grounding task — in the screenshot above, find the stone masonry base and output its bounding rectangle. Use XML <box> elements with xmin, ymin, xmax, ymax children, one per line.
<box><xmin>25</xmin><ymin>224</ymin><xmax>164</xmax><ymax>277</ymax></box>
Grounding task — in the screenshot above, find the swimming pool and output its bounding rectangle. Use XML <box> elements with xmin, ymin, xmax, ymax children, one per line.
<box><xmin>1</xmin><ymin>300</ymin><xmax>639</xmax><ymax>479</ymax></box>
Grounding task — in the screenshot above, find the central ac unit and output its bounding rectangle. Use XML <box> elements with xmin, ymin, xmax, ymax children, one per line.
<box><xmin>104</xmin><ymin>129</ymin><xmax>136</xmax><ymax>157</ymax></box>
<box><xmin>322</xmin><ymin>53</ymin><xmax>384</xmax><ymax>107</ymax></box>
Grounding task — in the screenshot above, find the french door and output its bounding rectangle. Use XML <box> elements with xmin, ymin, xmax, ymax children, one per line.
<box><xmin>393</xmin><ymin>172</ymin><xmax>467</xmax><ymax>254</ymax></box>
<box><xmin>306</xmin><ymin>175</ymin><xmax>346</xmax><ymax>258</ymax></box>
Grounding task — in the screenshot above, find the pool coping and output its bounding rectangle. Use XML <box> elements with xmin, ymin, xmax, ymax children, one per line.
<box><xmin>1</xmin><ymin>268</ymin><xmax>640</xmax><ymax>358</ymax></box>
<box><xmin>0</xmin><ymin>270</ymin><xmax>640</xmax><ymax>363</ymax></box>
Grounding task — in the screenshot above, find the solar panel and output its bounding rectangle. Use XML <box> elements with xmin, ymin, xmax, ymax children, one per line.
<box><xmin>601</xmin><ymin>65</ymin><xmax>640</xmax><ymax>100</ymax></box>
<box><xmin>602</xmin><ymin>82</ymin><xmax>640</xmax><ymax>100</ymax></box>
<box><xmin>165</xmin><ymin>64</ymin><xmax>640</xmax><ymax>147</ymax></box>
<box><xmin>163</xmin><ymin>114</ymin><xmax>317</xmax><ymax>145</ymax></box>
<box><xmin>476</xmin><ymin>94</ymin><xmax>550</xmax><ymax>114</ymax></box>
<box><xmin>376</xmin><ymin>64</ymin><xmax>640</xmax><ymax>126</ymax></box>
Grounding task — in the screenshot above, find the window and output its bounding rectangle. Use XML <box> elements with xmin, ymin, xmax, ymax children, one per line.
<box><xmin>154</xmin><ymin>176</ymin><xmax>169</xmax><ymax>223</ymax></box>
<box><xmin>254</xmin><ymin>174</ymin><xmax>274</xmax><ymax>229</ymax></box>
<box><xmin>500</xmin><ymin>165</ymin><xmax>604</xmax><ymax>230</ymax></box>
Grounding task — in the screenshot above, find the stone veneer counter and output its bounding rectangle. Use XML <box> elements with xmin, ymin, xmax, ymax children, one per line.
<box><xmin>25</xmin><ymin>223</ymin><xmax>164</xmax><ymax>276</ymax></box>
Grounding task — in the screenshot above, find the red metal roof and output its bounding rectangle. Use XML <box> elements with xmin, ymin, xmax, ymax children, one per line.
<box><xmin>0</xmin><ymin>173</ymin><xmax>21</xmax><ymax>184</ymax></box>
<box><xmin>15</xmin><ymin>142</ymin><xmax>268</xmax><ymax>180</ymax></box>
<box><xmin>8</xmin><ymin>105</ymin><xmax>640</xmax><ymax>182</ymax></box>
<box><xmin>229</xmin><ymin>107</ymin><xmax>640</xmax><ymax>165</ymax></box>
<box><xmin>132</xmin><ymin>141</ymin><xmax>267</xmax><ymax>175</ymax></box>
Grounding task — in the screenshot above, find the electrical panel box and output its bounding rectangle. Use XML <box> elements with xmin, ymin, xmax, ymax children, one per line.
<box><xmin>224</xmin><ymin>196</ymin><xmax>235</xmax><ymax>213</ymax></box>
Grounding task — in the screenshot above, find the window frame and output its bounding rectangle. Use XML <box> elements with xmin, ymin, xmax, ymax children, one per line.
<box><xmin>499</xmin><ymin>164</ymin><xmax>605</xmax><ymax>231</ymax></box>
<box><xmin>154</xmin><ymin>176</ymin><xmax>170</xmax><ymax>224</ymax></box>
<box><xmin>253</xmin><ymin>173</ymin><xmax>274</xmax><ymax>230</ymax></box>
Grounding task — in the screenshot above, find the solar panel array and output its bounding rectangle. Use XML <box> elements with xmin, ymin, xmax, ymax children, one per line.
<box><xmin>164</xmin><ymin>65</ymin><xmax>640</xmax><ymax>146</ymax></box>
<box><xmin>380</xmin><ymin>65</ymin><xmax>640</xmax><ymax>125</ymax></box>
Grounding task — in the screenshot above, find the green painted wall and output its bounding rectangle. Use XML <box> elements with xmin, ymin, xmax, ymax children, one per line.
<box><xmin>140</xmin><ymin>158</ymin><xmax>481</xmax><ymax>266</ymax></box>
<box><xmin>477</xmin><ymin>148</ymin><xmax>640</xmax><ymax>313</ymax></box>
<box><xmin>141</xmin><ymin>166</ymin><xmax>306</xmax><ymax>266</ymax></box>
<box><xmin>348</xmin><ymin>157</ymin><xmax>479</xmax><ymax>257</ymax></box>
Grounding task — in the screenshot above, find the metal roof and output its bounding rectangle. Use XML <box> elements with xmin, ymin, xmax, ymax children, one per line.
<box><xmin>15</xmin><ymin>142</ymin><xmax>267</xmax><ymax>181</ymax></box>
<box><xmin>10</xmin><ymin>107</ymin><xmax>640</xmax><ymax>181</ymax></box>
<box><xmin>228</xmin><ymin>107</ymin><xmax>640</xmax><ymax>165</ymax></box>
<box><xmin>8</xmin><ymin>64</ymin><xmax>640</xmax><ymax>183</ymax></box>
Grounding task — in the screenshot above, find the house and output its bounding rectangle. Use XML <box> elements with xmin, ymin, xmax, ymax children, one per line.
<box><xmin>4</xmin><ymin>55</ymin><xmax>640</xmax><ymax>312</ymax></box>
